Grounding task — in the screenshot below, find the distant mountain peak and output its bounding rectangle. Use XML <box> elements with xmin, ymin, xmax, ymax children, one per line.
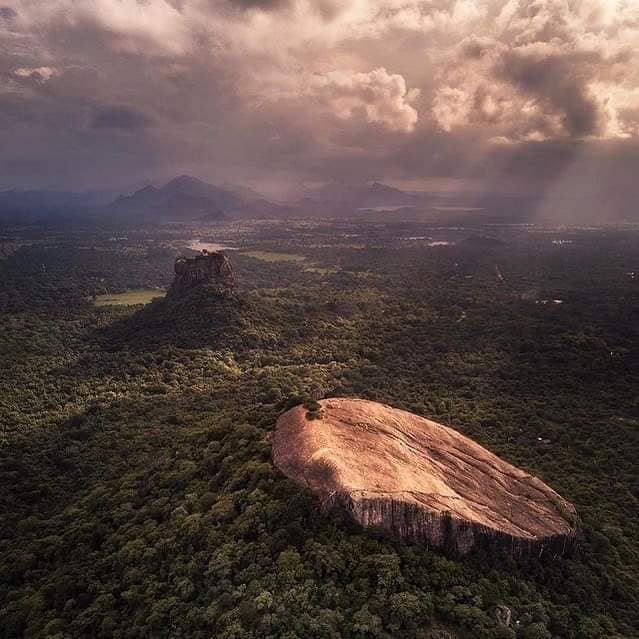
<box><xmin>300</xmin><ymin>180</ymin><xmax>418</xmax><ymax>209</ymax></box>
<box><xmin>369</xmin><ymin>181</ymin><xmax>401</xmax><ymax>194</ymax></box>
<box><xmin>162</xmin><ymin>175</ymin><xmax>206</xmax><ymax>191</ymax></box>
<box><xmin>107</xmin><ymin>174</ymin><xmax>285</xmax><ymax>221</ymax></box>
<box><xmin>137</xmin><ymin>184</ymin><xmax>158</xmax><ymax>194</ymax></box>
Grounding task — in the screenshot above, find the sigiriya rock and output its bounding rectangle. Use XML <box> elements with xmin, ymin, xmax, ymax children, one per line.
<box><xmin>168</xmin><ymin>250</ymin><xmax>234</xmax><ymax>296</ymax></box>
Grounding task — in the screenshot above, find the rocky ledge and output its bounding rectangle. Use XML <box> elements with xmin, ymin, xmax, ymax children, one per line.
<box><xmin>272</xmin><ymin>398</ymin><xmax>579</xmax><ymax>558</ymax></box>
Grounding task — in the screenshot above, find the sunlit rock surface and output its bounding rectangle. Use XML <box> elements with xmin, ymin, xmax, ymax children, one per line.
<box><xmin>272</xmin><ymin>398</ymin><xmax>578</xmax><ymax>557</ymax></box>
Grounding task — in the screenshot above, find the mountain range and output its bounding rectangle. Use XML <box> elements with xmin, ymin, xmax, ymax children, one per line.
<box><xmin>298</xmin><ymin>181</ymin><xmax>422</xmax><ymax>209</ymax></box>
<box><xmin>0</xmin><ymin>175</ymin><xmax>421</xmax><ymax>223</ymax></box>
<box><xmin>1</xmin><ymin>174</ymin><xmax>619</xmax><ymax>224</ymax></box>
<box><xmin>107</xmin><ymin>176</ymin><xmax>434</xmax><ymax>221</ymax></box>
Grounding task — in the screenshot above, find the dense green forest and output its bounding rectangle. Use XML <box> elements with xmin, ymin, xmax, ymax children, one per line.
<box><xmin>1</xmin><ymin>222</ymin><xmax>638</xmax><ymax>638</ymax></box>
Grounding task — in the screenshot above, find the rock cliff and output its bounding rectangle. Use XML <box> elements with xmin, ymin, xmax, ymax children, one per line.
<box><xmin>168</xmin><ymin>250</ymin><xmax>234</xmax><ymax>296</ymax></box>
<box><xmin>272</xmin><ymin>398</ymin><xmax>578</xmax><ymax>558</ymax></box>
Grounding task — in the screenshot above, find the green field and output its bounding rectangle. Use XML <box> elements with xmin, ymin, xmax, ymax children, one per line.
<box><xmin>241</xmin><ymin>250</ymin><xmax>306</xmax><ymax>262</ymax></box>
<box><xmin>94</xmin><ymin>288</ymin><xmax>165</xmax><ymax>306</ymax></box>
<box><xmin>304</xmin><ymin>264</ymin><xmax>339</xmax><ymax>274</ymax></box>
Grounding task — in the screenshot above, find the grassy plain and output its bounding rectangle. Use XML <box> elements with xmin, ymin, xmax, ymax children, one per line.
<box><xmin>242</xmin><ymin>250</ymin><xmax>306</xmax><ymax>263</ymax></box>
<box><xmin>94</xmin><ymin>288</ymin><xmax>165</xmax><ymax>306</ymax></box>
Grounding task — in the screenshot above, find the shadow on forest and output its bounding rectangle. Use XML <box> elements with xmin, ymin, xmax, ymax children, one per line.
<box><xmin>94</xmin><ymin>287</ymin><xmax>251</xmax><ymax>352</ymax></box>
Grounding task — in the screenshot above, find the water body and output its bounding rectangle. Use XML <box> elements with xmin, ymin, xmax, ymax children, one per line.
<box><xmin>357</xmin><ymin>205</ymin><xmax>413</xmax><ymax>212</ymax></box>
<box><xmin>189</xmin><ymin>239</ymin><xmax>237</xmax><ymax>252</ymax></box>
<box><xmin>399</xmin><ymin>237</ymin><xmax>452</xmax><ymax>246</ymax></box>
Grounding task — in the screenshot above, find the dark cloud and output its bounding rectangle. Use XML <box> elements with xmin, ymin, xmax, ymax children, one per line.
<box><xmin>315</xmin><ymin>1</ymin><xmax>343</xmax><ymax>21</ymax></box>
<box><xmin>91</xmin><ymin>105</ymin><xmax>154</xmax><ymax>130</ymax></box>
<box><xmin>461</xmin><ymin>36</ymin><xmax>498</xmax><ymax>61</ymax></box>
<box><xmin>228</xmin><ymin>0</ymin><xmax>289</xmax><ymax>10</ymax></box>
<box><xmin>0</xmin><ymin>6</ymin><xmax>17</xmax><ymax>20</ymax></box>
<box><xmin>498</xmin><ymin>49</ymin><xmax>603</xmax><ymax>137</ymax></box>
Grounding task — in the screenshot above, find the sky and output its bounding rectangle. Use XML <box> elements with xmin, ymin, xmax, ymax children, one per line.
<box><xmin>1</xmin><ymin>0</ymin><xmax>638</xmax><ymax>206</ymax></box>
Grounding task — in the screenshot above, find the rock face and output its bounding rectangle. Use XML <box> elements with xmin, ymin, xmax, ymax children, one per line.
<box><xmin>272</xmin><ymin>398</ymin><xmax>578</xmax><ymax>558</ymax></box>
<box><xmin>168</xmin><ymin>250</ymin><xmax>234</xmax><ymax>296</ymax></box>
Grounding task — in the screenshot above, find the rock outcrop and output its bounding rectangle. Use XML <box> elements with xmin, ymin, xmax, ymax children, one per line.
<box><xmin>168</xmin><ymin>250</ymin><xmax>234</xmax><ymax>296</ymax></box>
<box><xmin>272</xmin><ymin>398</ymin><xmax>579</xmax><ymax>558</ymax></box>
<box><xmin>493</xmin><ymin>605</ymin><xmax>512</xmax><ymax>628</ymax></box>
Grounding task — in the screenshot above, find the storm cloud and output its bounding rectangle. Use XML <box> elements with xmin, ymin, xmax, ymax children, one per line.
<box><xmin>0</xmin><ymin>6</ymin><xmax>16</xmax><ymax>20</ymax></box>
<box><xmin>0</xmin><ymin>0</ymin><xmax>638</xmax><ymax>209</ymax></box>
<box><xmin>92</xmin><ymin>104</ymin><xmax>154</xmax><ymax>130</ymax></box>
<box><xmin>229</xmin><ymin>0</ymin><xmax>291</xmax><ymax>10</ymax></box>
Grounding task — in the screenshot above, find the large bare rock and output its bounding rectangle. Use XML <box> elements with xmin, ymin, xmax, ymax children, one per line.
<box><xmin>168</xmin><ymin>250</ymin><xmax>234</xmax><ymax>296</ymax></box>
<box><xmin>272</xmin><ymin>398</ymin><xmax>578</xmax><ymax>558</ymax></box>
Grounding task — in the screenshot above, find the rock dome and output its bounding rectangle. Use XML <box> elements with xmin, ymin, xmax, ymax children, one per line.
<box><xmin>272</xmin><ymin>398</ymin><xmax>578</xmax><ymax>557</ymax></box>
